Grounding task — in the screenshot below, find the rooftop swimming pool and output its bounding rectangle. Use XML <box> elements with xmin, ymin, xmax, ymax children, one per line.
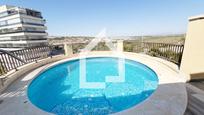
<box><xmin>27</xmin><ymin>57</ymin><xmax>158</xmax><ymax>115</ymax></box>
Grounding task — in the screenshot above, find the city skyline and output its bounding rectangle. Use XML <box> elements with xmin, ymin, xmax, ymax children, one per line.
<box><xmin>1</xmin><ymin>0</ymin><xmax>204</xmax><ymax>36</ymax></box>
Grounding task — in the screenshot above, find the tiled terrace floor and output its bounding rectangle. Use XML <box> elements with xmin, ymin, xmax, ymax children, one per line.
<box><xmin>185</xmin><ymin>80</ymin><xmax>204</xmax><ymax>115</ymax></box>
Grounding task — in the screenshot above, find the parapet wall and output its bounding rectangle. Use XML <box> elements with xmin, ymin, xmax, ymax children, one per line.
<box><xmin>180</xmin><ymin>15</ymin><xmax>204</xmax><ymax>81</ymax></box>
<box><xmin>0</xmin><ymin>55</ymin><xmax>67</xmax><ymax>94</ymax></box>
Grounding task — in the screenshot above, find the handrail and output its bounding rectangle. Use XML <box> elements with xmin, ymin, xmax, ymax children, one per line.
<box><xmin>123</xmin><ymin>41</ymin><xmax>184</xmax><ymax>66</ymax></box>
<box><xmin>0</xmin><ymin>45</ymin><xmax>65</xmax><ymax>76</ymax></box>
<box><xmin>0</xmin><ymin>49</ymin><xmax>26</xmax><ymax>64</ymax></box>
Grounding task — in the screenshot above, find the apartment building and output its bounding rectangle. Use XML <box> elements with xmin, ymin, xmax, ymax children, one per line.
<box><xmin>0</xmin><ymin>5</ymin><xmax>48</xmax><ymax>50</ymax></box>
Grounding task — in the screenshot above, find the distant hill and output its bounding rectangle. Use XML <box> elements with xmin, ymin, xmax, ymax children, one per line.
<box><xmin>143</xmin><ymin>34</ymin><xmax>185</xmax><ymax>44</ymax></box>
<box><xmin>48</xmin><ymin>34</ymin><xmax>185</xmax><ymax>45</ymax></box>
<box><xmin>125</xmin><ymin>34</ymin><xmax>185</xmax><ymax>44</ymax></box>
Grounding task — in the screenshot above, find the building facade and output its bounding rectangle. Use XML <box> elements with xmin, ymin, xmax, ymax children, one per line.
<box><xmin>0</xmin><ymin>5</ymin><xmax>48</xmax><ymax>49</ymax></box>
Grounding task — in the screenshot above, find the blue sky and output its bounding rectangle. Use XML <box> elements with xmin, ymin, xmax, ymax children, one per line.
<box><xmin>1</xmin><ymin>0</ymin><xmax>204</xmax><ymax>36</ymax></box>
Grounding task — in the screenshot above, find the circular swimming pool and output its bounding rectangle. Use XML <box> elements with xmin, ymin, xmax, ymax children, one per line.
<box><xmin>27</xmin><ymin>57</ymin><xmax>158</xmax><ymax>115</ymax></box>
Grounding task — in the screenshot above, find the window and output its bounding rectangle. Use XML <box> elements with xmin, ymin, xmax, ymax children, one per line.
<box><xmin>22</xmin><ymin>18</ymin><xmax>44</xmax><ymax>25</ymax></box>
<box><xmin>7</xmin><ymin>18</ymin><xmax>21</xmax><ymax>24</ymax></box>
<box><xmin>0</xmin><ymin>21</ymin><xmax>7</xmax><ymax>26</ymax></box>
<box><xmin>0</xmin><ymin>12</ymin><xmax>8</xmax><ymax>18</ymax></box>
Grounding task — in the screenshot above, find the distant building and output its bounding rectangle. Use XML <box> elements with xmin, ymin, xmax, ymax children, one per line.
<box><xmin>0</xmin><ymin>5</ymin><xmax>47</xmax><ymax>50</ymax></box>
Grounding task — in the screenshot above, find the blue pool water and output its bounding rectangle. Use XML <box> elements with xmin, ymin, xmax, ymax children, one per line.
<box><xmin>28</xmin><ymin>57</ymin><xmax>158</xmax><ymax>115</ymax></box>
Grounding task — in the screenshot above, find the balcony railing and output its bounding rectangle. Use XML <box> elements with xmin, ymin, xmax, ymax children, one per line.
<box><xmin>0</xmin><ymin>41</ymin><xmax>184</xmax><ymax>77</ymax></box>
<box><xmin>124</xmin><ymin>41</ymin><xmax>184</xmax><ymax>65</ymax></box>
<box><xmin>0</xmin><ymin>30</ymin><xmax>46</xmax><ymax>35</ymax></box>
<box><xmin>0</xmin><ymin>10</ymin><xmax>43</xmax><ymax>18</ymax></box>
<box><xmin>0</xmin><ymin>45</ymin><xmax>64</xmax><ymax>76</ymax></box>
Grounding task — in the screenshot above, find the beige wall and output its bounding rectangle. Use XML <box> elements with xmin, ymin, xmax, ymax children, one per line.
<box><xmin>64</xmin><ymin>43</ymin><xmax>73</xmax><ymax>56</ymax></box>
<box><xmin>180</xmin><ymin>15</ymin><xmax>204</xmax><ymax>81</ymax></box>
<box><xmin>117</xmin><ymin>40</ymin><xmax>124</xmax><ymax>52</ymax></box>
